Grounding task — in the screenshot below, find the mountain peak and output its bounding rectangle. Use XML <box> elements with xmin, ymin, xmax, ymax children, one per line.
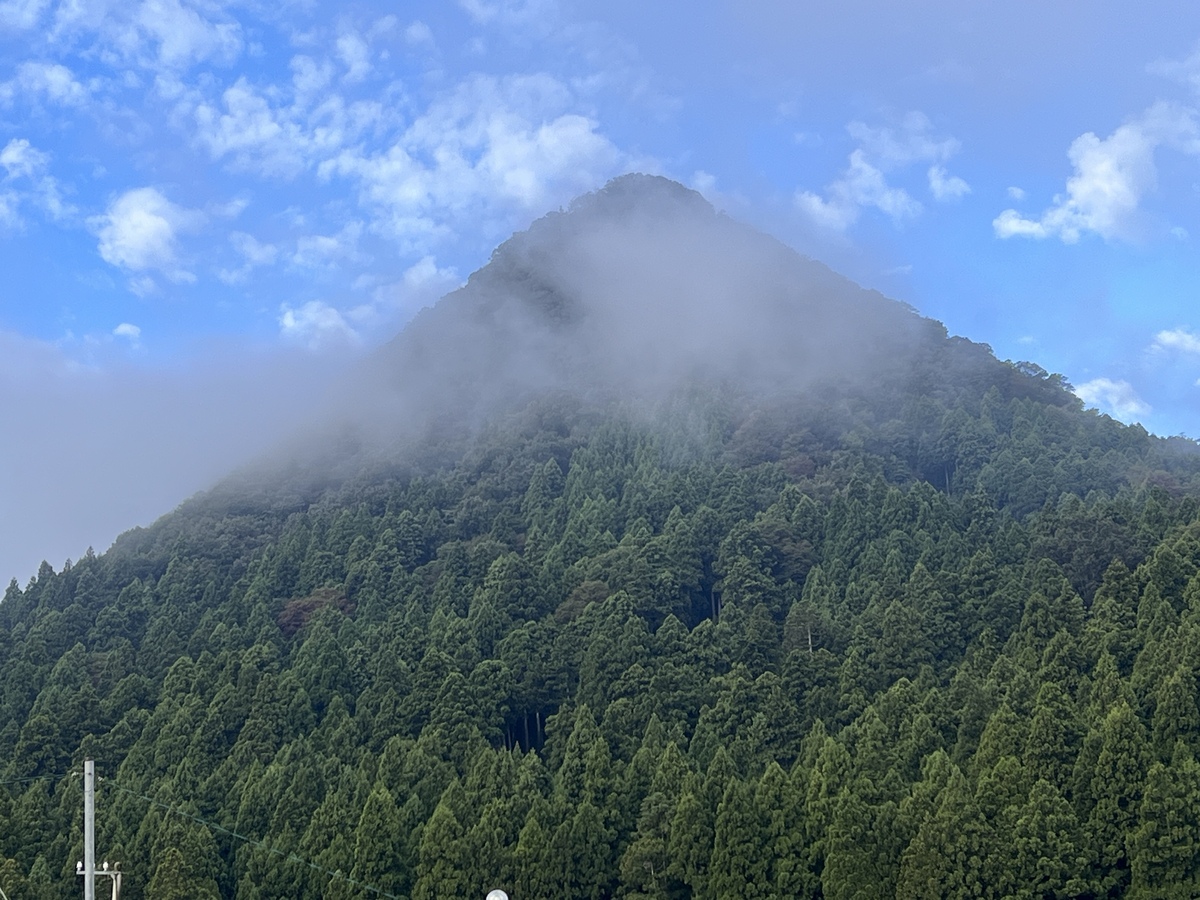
<box><xmin>348</xmin><ymin>175</ymin><xmax>999</xmax><ymax>443</ymax></box>
<box><xmin>566</xmin><ymin>173</ymin><xmax>715</xmax><ymax>220</ymax></box>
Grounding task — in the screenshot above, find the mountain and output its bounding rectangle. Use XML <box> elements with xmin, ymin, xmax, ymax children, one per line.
<box><xmin>3</xmin><ymin>175</ymin><xmax>1200</xmax><ymax>899</ymax></box>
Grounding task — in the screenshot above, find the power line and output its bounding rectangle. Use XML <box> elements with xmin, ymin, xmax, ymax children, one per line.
<box><xmin>0</xmin><ymin>773</ymin><xmax>72</xmax><ymax>787</ymax></box>
<box><xmin>102</xmin><ymin>779</ymin><xmax>402</xmax><ymax>900</ymax></box>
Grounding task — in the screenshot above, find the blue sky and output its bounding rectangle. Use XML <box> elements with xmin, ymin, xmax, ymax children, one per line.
<box><xmin>5</xmin><ymin>0</ymin><xmax>1200</xmax><ymax>582</ymax></box>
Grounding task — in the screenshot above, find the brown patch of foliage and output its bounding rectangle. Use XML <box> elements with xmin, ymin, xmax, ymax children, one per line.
<box><xmin>278</xmin><ymin>586</ymin><xmax>355</xmax><ymax>637</ymax></box>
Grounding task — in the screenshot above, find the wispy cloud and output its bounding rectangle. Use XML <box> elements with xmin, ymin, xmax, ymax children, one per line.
<box><xmin>218</xmin><ymin>230</ymin><xmax>279</xmax><ymax>284</ymax></box>
<box><xmin>1152</xmin><ymin>327</ymin><xmax>1200</xmax><ymax>354</ymax></box>
<box><xmin>0</xmin><ymin>0</ymin><xmax>48</xmax><ymax>30</ymax></box>
<box><xmin>797</xmin><ymin>111</ymin><xmax>968</xmax><ymax>231</ymax></box>
<box><xmin>1148</xmin><ymin>42</ymin><xmax>1200</xmax><ymax>94</ymax></box>
<box><xmin>928</xmin><ymin>165</ymin><xmax>970</xmax><ymax>201</ymax></box>
<box><xmin>0</xmin><ymin>61</ymin><xmax>89</xmax><ymax>106</ymax></box>
<box><xmin>0</xmin><ymin>137</ymin><xmax>72</xmax><ymax>223</ymax></box>
<box><xmin>336</xmin><ymin>32</ymin><xmax>371</xmax><ymax>82</ymax></box>
<box><xmin>0</xmin><ymin>137</ymin><xmax>48</xmax><ymax>179</ymax></box>
<box><xmin>47</xmin><ymin>0</ymin><xmax>242</xmax><ymax>73</ymax></box>
<box><xmin>292</xmin><ymin>221</ymin><xmax>366</xmax><ymax>268</ymax></box>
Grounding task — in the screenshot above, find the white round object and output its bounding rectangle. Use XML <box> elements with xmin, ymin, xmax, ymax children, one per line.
<box><xmin>486</xmin><ymin>891</ymin><xmax>509</xmax><ymax>900</ymax></box>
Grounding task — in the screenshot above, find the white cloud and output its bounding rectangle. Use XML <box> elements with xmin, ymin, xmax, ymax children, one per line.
<box><xmin>291</xmin><ymin>55</ymin><xmax>335</xmax><ymax>104</ymax></box>
<box><xmin>347</xmin><ymin>254</ymin><xmax>462</xmax><ymax>330</ymax></box>
<box><xmin>192</xmin><ymin>71</ymin><xmax>381</xmax><ymax>179</ymax></box>
<box><xmin>1149</xmin><ymin>43</ymin><xmax>1200</xmax><ymax>94</ymax></box>
<box><xmin>1006</xmin><ymin>186</ymin><xmax>1026</xmax><ymax>201</ymax></box>
<box><xmin>0</xmin><ymin>62</ymin><xmax>89</xmax><ymax>106</ymax></box>
<box><xmin>48</xmin><ymin>0</ymin><xmax>241</xmax><ymax>74</ymax></box>
<box><xmin>218</xmin><ymin>230</ymin><xmax>278</xmax><ymax>283</ymax></box>
<box><xmin>0</xmin><ymin>191</ymin><xmax>21</xmax><ymax>230</ymax></box>
<box><xmin>136</xmin><ymin>0</ymin><xmax>242</xmax><ymax>70</ymax></box>
<box><xmin>321</xmin><ymin>74</ymin><xmax>623</xmax><ymax>246</ymax></box>
<box><xmin>231</xmin><ymin>231</ymin><xmax>277</xmax><ymax>266</ymax></box>
<box><xmin>0</xmin><ymin>138</ymin><xmax>49</xmax><ymax>179</ymax></box>
<box><xmin>369</xmin><ymin>14</ymin><xmax>398</xmax><ymax>38</ymax></box>
<box><xmin>457</xmin><ymin>0</ymin><xmax>552</xmax><ymax>27</ymax></box>
<box><xmin>336</xmin><ymin>33</ymin><xmax>371</xmax><ymax>82</ymax></box>
<box><xmin>797</xmin><ymin>111</ymin><xmax>960</xmax><ymax>231</ymax></box>
<box><xmin>208</xmin><ymin>197</ymin><xmax>248</xmax><ymax>220</ymax></box>
<box><xmin>847</xmin><ymin>112</ymin><xmax>959</xmax><ymax>167</ymax></box>
<box><xmin>994</xmin><ymin>102</ymin><xmax>1200</xmax><ymax>243</ymax></box>
<box><xmin>928</xmin><ymin>165</ymin><xmax>970</xmax><ymax>201</ymax></box>
<box><xmin>0</xmin><ymin>138</ymin><xmax>72</xmax><ymax>222</ymax></box>
<box><xmin>691</xmin><ymin>170</ymin><xmax>717</xmax><ymax>197</ymax></box>
<box><xmin>279</xmin><ymin>300</ymin><xmax>359</xmax><ymax>349</ymax></box>
<box><xmin>402</xmin><ymin>254</ymin><xmax>457</xmax><ymax>290</ymax></box>
<box><xmin>90</xmin><ymin>187</ymin><xmax>202</xmax><ymax>281</ymax></box>
<box><xmin>0</xmin><ymin>0</ymin><xmax>48</xmax><ymax>30</ymax></box>
<box><xmin>128</xmin><ymin>274</ymin><xmax>158</xmax><ymax>296</ymax></box>
<box><xmin>394</xmin><ymin>254</ymin><xmax>459</xmax><ymax>311</ymax></box>
<box><xmin>292</xmin><ymin>221</ymin><xmax>365</xmax><ymax>268</ymax></box>
<box><xmin>405</xmin><ymin>20</ymin><xmax>434</xmax><ymax>45</ymax></box>
<box><xmin>797</xmin><ymin>149</ymin><xmax>921</xmax><ymax>231</ymax></box>
<box><xmin>1075</xmin><ymin>377</ymin><xmax>1151</xmax><ymax>420</ymax></box>
<box><xmin>994</xmin><ymin>124</ymin><xmax>1155</xmax><ymax>241</ymax></box>
<box><xmin>113</xmin><ymin>322</ymin><xmax>141</xmax><ymax>345</ymax></box>
<box><xmin>194</xmin><ymin>79</ymin><xmax>310</xmax><ymax>178</ymax></box>
<box><xmin>1152</xmin><ymin>327</ymin><xmax>1200</xmax><ymax>354</ymax></box>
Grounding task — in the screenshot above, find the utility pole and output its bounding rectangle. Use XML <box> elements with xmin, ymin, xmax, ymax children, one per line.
<box><xmin>83</xmin><ymin>758</ymin><xmax>95</xmax><ymax>900</ymax></box>
<box><xmin>76</xmin><ymin>759</ymin><xmax>122</xmax><ymax>899</ymax></box>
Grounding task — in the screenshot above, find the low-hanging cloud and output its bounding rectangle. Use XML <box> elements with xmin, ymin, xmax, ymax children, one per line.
<box><xmin>0</xmin><ymin>330</ymin><xmax>347</xmax><ymax>586</ymax></box>
<box><xmin>337</xmin><ymin>175</ymin><xmax>940</xmax><ymax>454</ymax></box>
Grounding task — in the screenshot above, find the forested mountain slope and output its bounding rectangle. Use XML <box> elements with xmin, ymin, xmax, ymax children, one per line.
<box><xmin>4</xmin><ymin>176</ymin><xmax>1200</xmax><ymax>899</ymax></box>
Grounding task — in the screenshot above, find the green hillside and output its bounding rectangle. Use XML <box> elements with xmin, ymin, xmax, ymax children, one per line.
<box><xmin>4</xmin><ymin>177</ymin><xmax>1200</xmax><ymax>899</ymax></box>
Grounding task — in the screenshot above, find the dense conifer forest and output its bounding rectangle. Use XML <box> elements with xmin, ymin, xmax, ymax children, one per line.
<box><xmin>5</xmin><ymin>177</ymin><xmax>1200</xmax><ymax>898</ymax></box>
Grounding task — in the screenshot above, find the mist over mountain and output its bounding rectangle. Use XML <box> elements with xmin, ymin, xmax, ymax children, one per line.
<box><xmin>276</xmin><ymin>174</ymin><xmax>1038</xmax><ymax>474</ymax></box>
<box><xmin>335</xmin><ymin>178</ymin><xmax>915</xmax><ymax>428</ymax></box>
